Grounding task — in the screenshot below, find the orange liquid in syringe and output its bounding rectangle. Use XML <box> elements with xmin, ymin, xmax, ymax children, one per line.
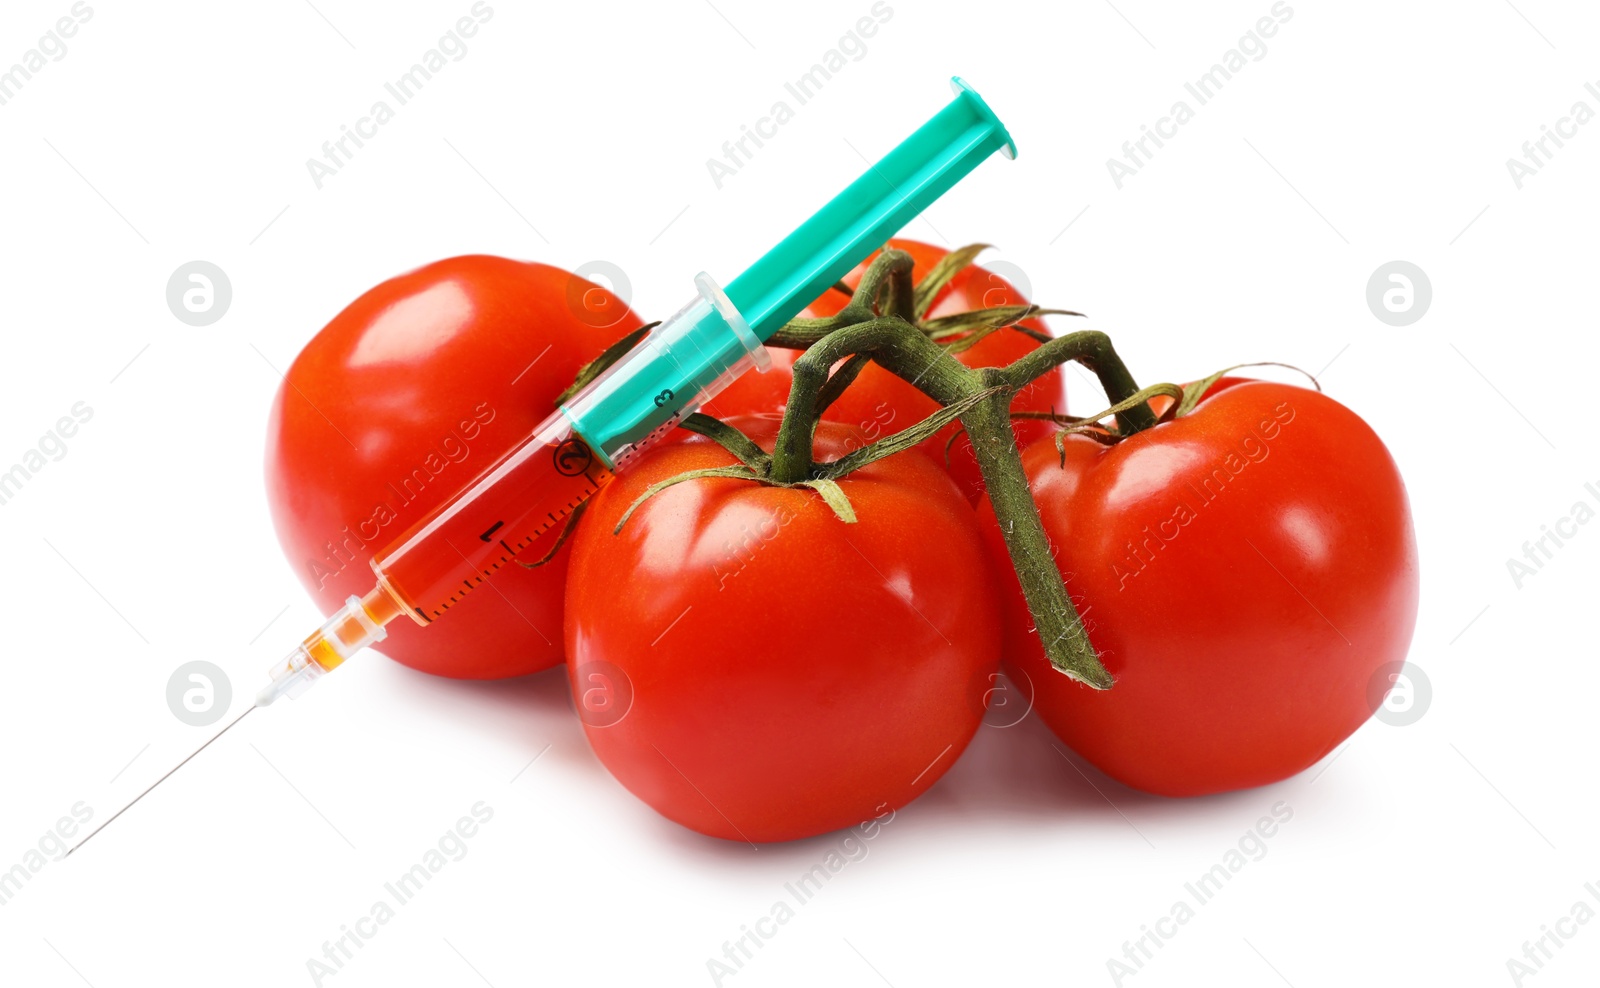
<box><xmin>371</xmin><ymin>422</ymin><xmax>614</xmax><ymax>624</ymax></box>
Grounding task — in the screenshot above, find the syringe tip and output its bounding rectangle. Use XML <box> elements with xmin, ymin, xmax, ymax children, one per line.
<box><xmin>259</xmin><ymin>644</ymin><xmax>324</xmax><ymax>706</ymax></box>
<box><xmin>257</xmin><ymin>593</ymin><xmax>393</xmax><ymax>705</ymax></box>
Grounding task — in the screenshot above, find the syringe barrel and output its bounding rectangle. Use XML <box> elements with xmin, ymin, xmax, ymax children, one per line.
<box><xmin>563</xmin><ymin>272</ymin><xmax>768</xmax><ymax>470</ymax></box>
<box><xmin>560</xmin><ymin>80</ymin><xmax>1015</xmax><ymax>469</ymax></box>
<box><xmin>360</xmin><ymin>274</ymin><xmax>763</xmax><ymax>628</ymax></box>
<box><xmin>725</xmin><ymin>77</ymin><xmax>1015</xmax><ymax>339</ymax></box>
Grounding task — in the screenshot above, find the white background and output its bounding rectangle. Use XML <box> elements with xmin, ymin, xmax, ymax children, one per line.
<box><xmin>1</xmin><ymin>1</ymin><xmax>1597</xmax><ymax>985</ymax></box>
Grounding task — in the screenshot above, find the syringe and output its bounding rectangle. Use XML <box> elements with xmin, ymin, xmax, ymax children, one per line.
<box><xmin>260</xmin><ymin>77</ymin><xmax>1015</xmax><ymax>706</ymax></box>
<box><xmin>67</xmin><ymin>79</ymin><xmax>1014</xmax><ymax>854</ymax></box>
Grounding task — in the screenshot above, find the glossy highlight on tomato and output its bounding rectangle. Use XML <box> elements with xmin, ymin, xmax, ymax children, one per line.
<box><xmin>265</xmin><ymin>255</ymin><xmax>643</xmax><ymax>680</ymax></box>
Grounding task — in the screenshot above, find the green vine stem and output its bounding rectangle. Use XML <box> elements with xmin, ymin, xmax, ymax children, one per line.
<box><xmin>771</xmin><ymin>319</ymin><xmax>1150</xmax><ymax>688</ymax></box>
<box><xmin>765</xmin><ymin>251</ymin><xmax>919</xmax><ymax>350</ymax></box>
<box><xmin>761</xmin><ymin>252</ymin><xmax>1157</xmax><ymax>688</ymax></box>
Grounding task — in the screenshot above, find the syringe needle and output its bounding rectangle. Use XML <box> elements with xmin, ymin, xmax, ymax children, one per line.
<box><xmin>66</xmin><ymin>705</ymin><xmax>256</xmax><ymax>857</ymax></box>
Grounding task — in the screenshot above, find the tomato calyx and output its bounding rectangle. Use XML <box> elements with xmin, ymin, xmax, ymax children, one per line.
<box><xmin>609</xmin><ymin>386</ymin><xmax>998</xmax><ymax>534</ymax></box>
<box><xmin>1010</xmin><ymin>363</ymin><xmax>1325</xmax><ymax>466</ymax></box>
<box><xmin>1170</xmin><ymin>361</ymin><xmax>1323</xmax><ymax>418</ymax></box>
<box><xmin>553</xmin><ymin>322</ymin><xmax>657</xmax><ymax>407</ymax></box>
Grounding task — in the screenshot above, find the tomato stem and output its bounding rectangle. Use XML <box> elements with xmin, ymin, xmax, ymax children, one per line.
<box><xmin>765</xmin><ymin>251</ymin><xmax>1157</xmax><ymax>687</ymax></box>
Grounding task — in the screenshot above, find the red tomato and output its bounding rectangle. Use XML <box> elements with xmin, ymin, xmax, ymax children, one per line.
<box><xmin>703</xmin><ymin>239</ymin><xmax>1067</xmax><ymax>503</ymax></box>
<box><xmin>265</xmin><ymin>255</ymin><xmax>643</xmax><ymax>679</ymax></box>
<box><xmin>564</xmin><ymin>415</ymin><xmax>1001</xmax><ymax>842</ymax></box>
<box><xmin>979</xmin><ymin>381</ymin><xmax>1419</xmax><ymax>796</ymax></box>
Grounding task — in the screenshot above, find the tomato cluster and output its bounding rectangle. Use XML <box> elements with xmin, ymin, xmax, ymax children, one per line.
<box><xmin>267</xmin><ymin>245</ymin><xmax>1418</xmax><ymax>843</ymax></box>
